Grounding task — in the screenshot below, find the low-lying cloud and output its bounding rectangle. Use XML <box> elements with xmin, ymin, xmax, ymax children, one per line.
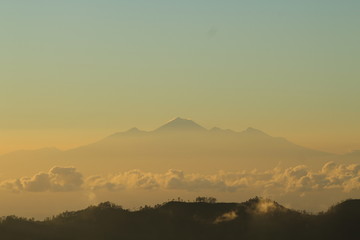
<box><xmin>1</xmin><ymin>162</ymin><xmax>360</xmax><ymax>195</ymax></box>
<box><xmin>1</xmin><ymin>167</ymin><xmax>83</xmax><ymax>192</ymax></box>
<box><xmin>214</xmin><ymin>211</ymin><xmax>238</xmax><ymax>223</ymax></box>
<box><xmin>86</xmin><ymin>161</ymin><xmax>360</xmax><ymax>195</ymax></box>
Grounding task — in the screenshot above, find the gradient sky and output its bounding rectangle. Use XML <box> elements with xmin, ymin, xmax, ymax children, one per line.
<box><xmin>1</xmin><ymin>0</ymin><xmax>360</xmax><ymax>154</ymax></box>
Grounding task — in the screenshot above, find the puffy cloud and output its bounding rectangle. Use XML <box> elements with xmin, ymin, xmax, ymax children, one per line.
<box><xmin>85</xmin><ymin>169</ymin><xmax>249</xmax><ymax>192</ymax></box>
<box><xmin>343</xmin><ymin>176</ymin><xmax>360</xmax><ymax>192</ymax></box>
<box><xmin>163</xmin><ymin>169</ymin><xmax>234</xmax><ymax>192</ymax></box>
<box><xmin>253</xmin><ymin>199</ymin><xmax>278</xmax><ymax>214</ymax></box>
<box><xmin>1</xmin><ymin>167</ymin><xmax>83</xmax><ymax>192</ymax></box>
<box><xmin>87</xmin><ymin>169</ymin><xmax>159</xmax><ymax>191</ymax></box>
<box><xmin>85</xmin><ymin>162</ymin><xmax>360</xmax><ymax>195</ymax></box>
<box><xmin>2</xmin><ymin>162</ymin><xmax>360</xmax><ymax>196</ymax></box>
<box><xmin>214</xmin><ymin>211</ymin><xmax>237</xmax><ymax>223</ymax></box>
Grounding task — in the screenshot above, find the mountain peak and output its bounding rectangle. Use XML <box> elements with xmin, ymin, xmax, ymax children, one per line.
<box><xmin>127</xmin><ymin>127</ymin><xmax>141</xmax><ymax>133</ymax></box>
<box><xmin>154</xmin><ymin>117</ymin><xmax>206</xmax><ymax>132</ymax></box>
<box><xmin>210</xmin><ymin>127</ymin><xmax>222</xmax><ymax>131</ymax></box>
<box><xmin>242</xmin><ymin>127</ymin><xmax>269</xmax><ymax>136</ymax></box>
<box><xmin>108</xmin><ymin>127</ymin><xmax>146</xmax><ymax>138</ymax></box>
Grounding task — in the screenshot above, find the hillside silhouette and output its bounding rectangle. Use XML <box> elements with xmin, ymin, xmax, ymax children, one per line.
<box><xmin>1</xmin><ymin>197</ymin><xmax>359</xmax><ymax>240</ymax></box>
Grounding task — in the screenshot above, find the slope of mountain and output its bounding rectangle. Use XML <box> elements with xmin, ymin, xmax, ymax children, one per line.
<box><xmin>154</xmin><ymin>117</ymin><xmax>206</xmax><ymax>132</ymax></box>
<box><xmin>341</xmin><ymin>150</ymin><xmax>360</xmax><ymax>163</ymax></box>
<box><xmin>60</xmin><ymin>118</ymin><xmax>334</xmax><ymax>174</ymax></box>
<box><xmin>0</xmin><ymin>118</ymin><xmax>335</xmax><ymax>176</ymax></box>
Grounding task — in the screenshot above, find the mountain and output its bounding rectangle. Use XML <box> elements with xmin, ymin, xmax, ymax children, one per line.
<box><xmin>154</xmin><ymin>117</ymin><xmax>207</xmax><ymax>132</ymax></box>
<box><xmin>0</xmin><ymin>118</ymin><xmax>335</xmax><ymax>176</ymax></box>
<box><xmin>1</xmin><ymin>198</ymin><xmax>359</xmax><ymax>240</ymax></box>
<box><xmin>60</xmin><ymin>118</ymin><xmax>333</xmax><ymax>174</ymax></box>
<box><xmin>109</xmin><ymin>127</ymin><xmax>148</xmax><ymax>137</ymax></box>
<box><xmin>341</xmin><ymin>150</ymin><xmax>360</xmax><ymax>163</ymax></box>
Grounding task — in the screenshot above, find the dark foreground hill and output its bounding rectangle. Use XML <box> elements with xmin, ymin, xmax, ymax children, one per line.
<box><xmin>1</xmin><ymin>197</ymin><xmax>360</xmax><ymax>240</ymax></box>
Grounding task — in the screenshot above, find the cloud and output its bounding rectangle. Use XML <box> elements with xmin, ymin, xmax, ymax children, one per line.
<box><xmin>253</xmin><ymin>199</ymin><xmax>278</xmax><ymax>214</ymax></box>
<box><xmin>86</xmin><ymin>169</ymin><xmax>159</xmax><ymax>191</ymax></box>
<box><xmin>85</xmin><ymin>162</ymin><xmax>360</xmax><ymax>195</ymax></box>
<box><xmin>214</xmin><ymin>211</ymin><xmax>237</xmax><ymax>223</ymax></box>
<box><xmin>86</xmin><ymin>169</ymin><xmax>247</xmax><ymax>192</ymax></box>
<box><xmin>1</xmin><ymin>162</ymin><xmax>360</xmax><ymax>196</ymax></box>
<box><xmin>163</xmin><ymin>169</ymin><xmax>235</xmax><ymax>192</ymax></box>
<box><xmin>1</xmin><ymin>167</ymin><xmax>83</xmax><ymax>192</ymax></box>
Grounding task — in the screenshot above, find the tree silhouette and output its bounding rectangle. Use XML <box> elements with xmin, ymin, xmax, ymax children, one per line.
<box><xmin>0</xmin><ymin>198</ymin><xmax>359</xmax><ymax>240</ymax></box>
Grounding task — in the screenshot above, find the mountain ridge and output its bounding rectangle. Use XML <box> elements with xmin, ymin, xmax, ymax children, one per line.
<box><xmin>0</xmin><ymin>197</ymin><xmax>359</xmax><ymax>240</ymax></box>
<box><xmin>0</xmin><ymin>118</ymin><xmax>340</xmax><ymax>176</ymax></box>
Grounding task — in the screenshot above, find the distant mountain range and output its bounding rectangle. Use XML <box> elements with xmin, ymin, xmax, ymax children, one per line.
<box><xmin>0</xmin><ymin>118</ymin><xmax>357</xmax><ymax>177</ymax></box>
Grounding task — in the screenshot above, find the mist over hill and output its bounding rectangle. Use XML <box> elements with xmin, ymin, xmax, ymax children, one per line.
<box><xmin>1</xmin><ymin>197</ymin><xmax>359</xmax><ymax>240</ymax></box>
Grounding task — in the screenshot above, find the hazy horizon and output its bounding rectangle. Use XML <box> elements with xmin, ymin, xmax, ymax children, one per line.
<box><xmin>1</xmin><ymin>117</ymin><xmax>359</xmax><ymax>155</ymax></box>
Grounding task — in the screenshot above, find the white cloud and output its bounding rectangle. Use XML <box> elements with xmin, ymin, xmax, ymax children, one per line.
<box><xmin>253</xmin><ymin>199</ymin><xmax>278</xmax><ymax>214</ymax></box>
<box><xmin>214</xmin><ymin>211</ymin><xmax>237</xmax><ymax>223</ymax></box>
<box><xmin>85</xmin><ymin>162</ymin><xmax>360</xmax><ymax>195</ymax></box>
<box><xmin>1</xmin><ymin>167</ymin><xmax>83</xmax><ymax>192</ymax></box>
<box><xmin>1</xmin><ymin>162</ymin><xmax>360</xmax><ymax>196</ymax></box>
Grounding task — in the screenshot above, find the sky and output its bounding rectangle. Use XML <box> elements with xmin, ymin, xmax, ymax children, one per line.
<box><xmin>1</xmin><ymin>0</ymin><xmax>360</xmax><ymax>154</ymax></box>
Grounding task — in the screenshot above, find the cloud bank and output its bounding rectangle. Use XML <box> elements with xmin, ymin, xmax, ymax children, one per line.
<box><xmin>86</xmin><ymin>161</ymin><xmax>360</xmax><ymax>194</ymax></box>
<box><xmin>1</xmin><ymin>167</ymin><xmax>83</xmax><ymax>192</ymax></box>
<box><xmin>2</xmin><ymin>162</ymin><xmax>360</xmax><ymax>196</ymax></box>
